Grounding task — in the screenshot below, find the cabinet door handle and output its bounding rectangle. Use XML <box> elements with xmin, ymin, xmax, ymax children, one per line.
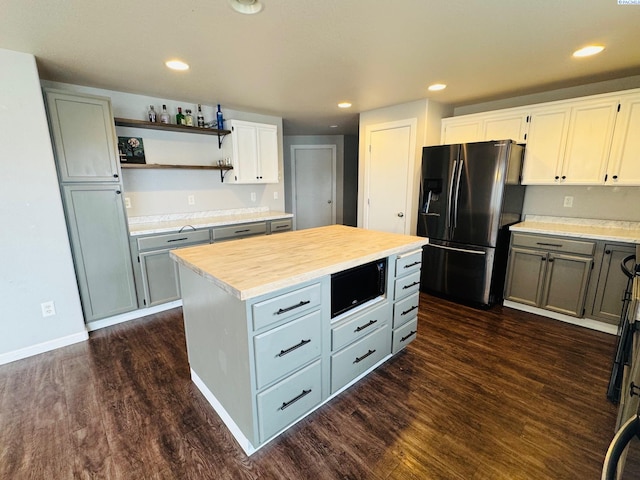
<box><xmin>115</xmin><ymin>190</ymin><xmax>121</xmax><ymax>194</ymax></box>
<box><xmin>353</xmin><ymin>349</ymin><xmax>376</xmax><ymax>364</ymax></box>
<box><xmin>275</xmin><ymin>300</ymin><xmax>311</xmax><ymax>315</ymax></box>
<box><xmin>548</xmin><ymin>258</ymin><xmax>554</xmax><ymax>263</ymax></box>
<box><xmin>536</xmin><ymin>242</ymin><xmax>562</xmax><ymax>247</ymax></box>
<box><xmin>404</xmin><ymin>261</ymin><xmax>421</xmax><ymax>269</ymax></box>
<box><xmin>354</xmin><ymin>319</ymin><xmax>377</xmax><ymax>333</ymax></box>
<box><xmin>401</xmin><ymin>305</ymin><xmax>419</xmax><ymax>316</ymax></box>
<box><xmin>167</xmin><ymin>237</ymin><xmax>189</xmax><ymax>243</ymax></box>
<box><xmin>401</xmin><ymin>331</ymin><xmax>417</xmax><ymax>342</ymax></box>
<box><xmin>113</xmin><ymin>173</ymin><xmax>119</xmax><ymax>178</ymax></box>
<box><xmin>605</xmin><ymin>249</ymin><xmax>611</xmax><ymax>255</ymax></box>
<box><xmin>279</xmin><ymin>389</ymin><xmax>312</xmax><ymax>410</ymax></box>
<box><xmin>403</xmin><ymin>281</ymin><xmax>420</xmax><ymax>290</ymax></box>
<box><xmin>276</xmin><ymin>339</ymin><xmax>311</xmax><ymax>357</ymax></box>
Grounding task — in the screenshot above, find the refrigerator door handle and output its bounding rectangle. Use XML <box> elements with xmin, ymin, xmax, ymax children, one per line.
<box><xmin>427</xmin><ymin>243</ymin><xmax>486</xmax><ymax>255</ymax></box>
<box><xmin>447</xmin><ymin>160</ymin><xmax>458</xmax><ymax>238</ymax></box>
<box><xmin>452</xmin><ymin>159</ymin><xmax>464</xmax><ymax>231</ymax></box>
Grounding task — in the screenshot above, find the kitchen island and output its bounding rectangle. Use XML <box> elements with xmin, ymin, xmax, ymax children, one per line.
<box><xmin>171</xmin><ymin>225</ymin><xmax>428</xmax><ymax>454</ymax></box>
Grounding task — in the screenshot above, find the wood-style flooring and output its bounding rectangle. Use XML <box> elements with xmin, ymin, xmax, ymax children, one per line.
<box><xmin>0</xmin><ymin>293</ymin><xmax>620</xmax><ymax>479</ymax></box>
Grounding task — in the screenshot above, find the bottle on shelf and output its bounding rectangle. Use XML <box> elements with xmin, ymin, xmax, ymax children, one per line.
<box><xmin>176</xmin><ymin>107</ymin><xmax>185</xmax><ymax>125</ymax></box>
<box><xmin>148</xmin><ymin>105</ymin><xmax>157</xmax><ymax>123</ymax></box>
<box><xmin>160</xmin><ymin>104</ymin><xmax>170</xmax><ymax>124</ymax></box>
<box><xmin>185</xmin><ymin>109</ymin><xmax>194</xmax><ymax>126</ymax></box>
<box><xmin>216</xmin><ymin>104</ymin><xmax>224</xmax><ymax>130</ymax></box>
<box><xmin>197</xmin><ymin>104</ymin><xmax>205</xmax><ymax>128</ymax></box>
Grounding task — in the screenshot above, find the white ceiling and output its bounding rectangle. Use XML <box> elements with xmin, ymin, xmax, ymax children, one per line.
<box><xmin>2</xmin><ymin>0</ymin><xmax>640</xmax><ymax>135</ymax></box>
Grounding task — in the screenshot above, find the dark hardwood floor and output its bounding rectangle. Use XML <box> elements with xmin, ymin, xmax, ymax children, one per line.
<box><xmin>0</xmin><ymin>293</ymin><xmax>621</xmax><ymax>479</ymax></box>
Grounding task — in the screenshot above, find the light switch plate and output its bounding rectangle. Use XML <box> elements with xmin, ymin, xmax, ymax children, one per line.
<box><xmin>563</xmin><ymin>196</ymin><xmax>573</xmax><ymax>207</ymax></box>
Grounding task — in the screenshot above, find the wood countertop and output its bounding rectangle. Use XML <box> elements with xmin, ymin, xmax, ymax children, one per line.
<box><xmin>170</xmin><ymin>225</ymin><xmax>428</xmax><ymax>300</ymax></box>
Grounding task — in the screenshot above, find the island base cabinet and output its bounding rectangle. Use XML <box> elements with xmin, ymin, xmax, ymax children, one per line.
<box><xmin>330</xmin><ymin>324</ymin><xmax>390</xmax><ymax>394</ymax></box>
<box><xmin>392</xmin><ymin>317</ymin><xmax>418</xmax><ymax>354</ymax></box>
<box><xmin>257</xmin><ymin>360</ymin><xmax>322</xmax><ymax>442</ymax></box>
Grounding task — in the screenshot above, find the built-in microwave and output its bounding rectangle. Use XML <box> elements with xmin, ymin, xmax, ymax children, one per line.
<box><xmin>330</xmin><ymin>258</ymin><xmax>387</xmax><ymax>318</ymax></box>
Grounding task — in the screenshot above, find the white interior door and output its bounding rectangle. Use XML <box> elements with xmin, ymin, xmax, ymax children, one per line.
<box><xmin>292</xmin><ymin>145</ymin><xmax>336</xmax><ymax>230</ymax></box>
<box><xmin>365</xmin><ymin>119</ymin><xmax>416</xmax><ymax>234</ymax></box>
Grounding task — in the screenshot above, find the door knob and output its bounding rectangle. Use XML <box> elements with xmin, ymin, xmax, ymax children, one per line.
<box><xmin>397</xmin><ymin>212</ymin><xmax>404</xmax><ymax>218</ymax></box>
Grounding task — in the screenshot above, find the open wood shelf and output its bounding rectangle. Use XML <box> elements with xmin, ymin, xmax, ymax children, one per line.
<box><xmin>114</xmin><ymin>117</ymin><xmax>231</xmax><ymax>147</ymax></box>
<box><xmin>120</xmin><ymin>163</ymin><xmax>233</xmax><ymax>181</ymax></box>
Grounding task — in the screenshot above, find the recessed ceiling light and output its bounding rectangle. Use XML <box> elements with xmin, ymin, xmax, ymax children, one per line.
<box><xmin>428</xmin><ymin>83</ymin><xmax>447</xmax><ymax>92</ymax></box>
<box><xmin>329</xmin><ymin>125</ymin><xmax>339</xmax><ymax>128</ymax></box>
<box><xmin>165</xmin><ymin>60</ymin><xmax>189</xmax><ymax>71</ymax></box>
<box><xmin>229</xmin><ymin>0</ymin><xmax>263</xmax><ymax>14</ymax></box>
<box><xmin>573</xmin><ymin>45</ymin><xmax>605</xmax><ymax>57</ymax></box>
<box><xmin>338</xmin><ymin>102</ymin><xmax>352</xmax><ymax>109</ymax></box>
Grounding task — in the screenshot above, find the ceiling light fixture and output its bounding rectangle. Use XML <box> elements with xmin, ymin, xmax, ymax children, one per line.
<box><xmin>165</xmin><ymin>59</ymin><xmax>190</xmax><ymax>71</ymax></box>
<box><xmin>428</xmin><ymin>83</ymin><xmax>447</xmax><ymax>92</ymax></box>
<box><xmin>338</xmin><ymin>102</ymin><xmax>352</xmax><ymax>109</ymax></box>
<box><xmin>229</xmin><ymin>0</ymin><xmax>263</xmax><ymax>14</ymax></box>
<box><xmin>329</xmin><ymin>125</ymin><xmax>338</xmax><ymax>128</ymax></box>
<box><xmin>572</xmin><ymin>45</ymin><xmax>605</xmax><ymax>57</ymax></box>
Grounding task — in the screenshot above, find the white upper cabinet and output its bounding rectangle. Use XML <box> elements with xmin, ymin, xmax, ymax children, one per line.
<box><xmin>561</xmin><ymin>99</ymin><xmax>619</xmax><ymax>185</ymax></box>
<box><xmin>606</xmin><ymin>92</ymin><xmax>640</xmax><ymax>185</ymax></box>
<box><xmin>482</xmin><ymin>111</ymin><xmax>530</xmax><ymax>143</ymax></box>
<box><xmin>223</xmin><ymin>120</ymin><xmax>279</xmax><ymax>184</ymax></box>
<box><xmin>441</xmin><ymin>118</ymin><xmax>481</xmax><ymax>144</ymax></box>
<box><xmin>521</xmin><ymin>106</ymin><xmax>571</xmax><ymax>184</ymax></box>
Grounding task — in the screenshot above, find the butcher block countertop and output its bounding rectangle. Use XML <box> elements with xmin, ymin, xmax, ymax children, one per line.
<box><xmin>510</xmin><ymin>215</ymin><xmax>640</xmax><ymax>244</ymax></box>
<box><xmin>170</xmin><ymin>225</ymin><xmax>428</xmax><ymax>300</ymax></box>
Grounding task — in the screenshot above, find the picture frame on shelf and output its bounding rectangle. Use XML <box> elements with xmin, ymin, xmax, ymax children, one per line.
<box><xmin>117</xmin><ymin>136</ymin><xmax>146</xmax><ymax>164</ymax></box>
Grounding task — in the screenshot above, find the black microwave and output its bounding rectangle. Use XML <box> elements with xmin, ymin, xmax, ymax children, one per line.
<box><xmin>331</xmin><ymin>258</ymin><xmax>387</xmax><ymax>318</ymax></box>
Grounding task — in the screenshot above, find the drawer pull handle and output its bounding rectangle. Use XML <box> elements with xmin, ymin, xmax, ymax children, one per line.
<box><xmin>279</xmin><ymin>389</ymin><xmax>312</xmax><ymax>411</ymax></box>
<box><xmin>275</xmin><ymin>225</ymin><xmax>289</xmax><ymax>229</ymax></box>
<box><xmin>404</xmin><ymin>261</ymin><xmax>421</xmax><ymax>269</ymax></box>
<box><xmin>536</xmin><ymin>242</ymin><xmax>563</xmax><ymax>247</ymax></box>
<box><xmin>354</xmin><ymin>349</ymin><xmax>376</xmax><ymax>364</ymax></box>
<box><xmin>401</xmin><ymin>331</ymin><xmax>417</xmax><ymax>342</ymax></box>
<box><xmin>277</xmin><ymin>339</ymin><xmax>311</xmax><ymax>357</ymax></box>
<box><xmin>167</xmin><ymin>237</ymin><xmax>189</xmax><ymax>243</ymax></box>
<box><xmin>235</xmin><ymin>229</ymin><xmax>251</xmax><ymax>234</ymax></box>
<box><xmin>354</xmin><ymin>319</ymin><xmax>378</xmax><ymax>333</ymax></box>
<box><xmin>401</xmin><ymin>305</ymin><xmax>419</xmax><ymax>316</ymax></box>
<box><xmin>402</xmin><ymin>281</ymin><xmax>420</xmax><ymax>290</ymax></box>
<box><xmin>276</xmin><ymin>300</ymin><xmax>311</xmax><ymax>315</ymax></box>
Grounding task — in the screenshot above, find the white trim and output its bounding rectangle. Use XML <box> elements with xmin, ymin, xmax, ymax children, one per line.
<box><xmin>290</xmin><ymin>144</ymin><xmax>337</xmax><ymax>231</ymax></box>
<box><xmin>0</xmin><ymin>330</ymin><xmax>89</xmax><ymax>366</ymax></box>
<box><xmin>86</xmin><ymin>300</ymin><xmax>182</xmax><ymax>332</ymax></box>
<box><xmin>503</xmin><ymin>300</ymin><xmax>618</xmax><ymax>335</ymax></box>
<box><xmin>363</xmin><ymin>118</ymin><xmax>418</xmax><ymax>235</ymax></box>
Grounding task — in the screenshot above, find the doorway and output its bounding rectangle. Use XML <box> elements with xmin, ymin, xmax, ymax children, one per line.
<box><xmin>291</xmin><ymin>145</ymin><xmax>336</xmax><ymax>230</ymax></box>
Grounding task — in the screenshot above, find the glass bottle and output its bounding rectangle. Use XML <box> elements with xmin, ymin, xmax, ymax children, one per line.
<box><xmin>197</xmin><ymin>104</ymin><xmax>205</xmax><ymax>127</ymax></box>
<box><xmin>185</xmin><ymin>109</ymin><xmax>194</xmax><ymax>127</ymax></box>
<box><xmin>216</xmin><ymin>104</ymin><xmax>224</xmax><ymax>130</ymax></box>
<box><xmin>176</xmin><ymin>107</ymin><xmax>185</xmax><ymax>125</ymax></box>
<box><xmin>148</xmin><ymin>105</ymin><xmax>157</xmax><ymax>123</ymax></box>
<box><xmin>160</xmin><ymin>104</ymin><xmax>170</xmax><ymax>124</ymax></box>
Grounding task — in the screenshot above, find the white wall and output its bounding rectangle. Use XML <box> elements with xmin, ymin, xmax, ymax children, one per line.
<box><xmin>41</xmin><ymin>81</ymin><xmax>286</xmax><ymax>218</ymax></box>
<box><xmin>0</xmin><ymin>49</ymin><xmax>87</xmax><ymax>363</ymax></box>
<box><xmin>358</xmin><ymin>99</ymin><xmax>451</xmax><ymax>233</ymax></box>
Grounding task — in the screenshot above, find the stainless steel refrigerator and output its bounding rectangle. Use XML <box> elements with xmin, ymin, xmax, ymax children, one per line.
<box><xmin>417</xmin><ymin>140</ymin><xmax>525</xmax><ymax>307</ymax></box>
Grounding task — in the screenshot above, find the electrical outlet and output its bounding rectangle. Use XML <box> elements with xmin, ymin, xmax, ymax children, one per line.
<box><xmin>41</xmin><ymin>301</ymin><xmax>56</xmax><ymax>317</ymax></box>
<box><xmin>563</xmin><ymin>196</ymin><xmax>573</xmax><ymax>208</ymax></box>
<box><xmin>273</xmin><ymin>191</ymin><xmax>279</xmax><ymax>200</ymax></box>
<box><xmin>251</xmin><ymin>192</ymin><xmax>256</xmax><ymax>202</ymax></box>
<box><xmin>124</xmin><ymin>197</ymin><xmax>131</xmax><ymax>209</ymax></box>
<box><xmin>188</xmin><ymin>195</ymin><xmax>195</xmax><ymax>205</ymax></box>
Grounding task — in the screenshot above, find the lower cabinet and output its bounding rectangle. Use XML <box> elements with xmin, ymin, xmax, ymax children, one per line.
<box><xmin>504</xmin><ymin>233</ymin><xmax>594</xmax><ymax>317</ymax></box>
<box><xmin>391</xmin><ymin>249</ymin><xmax>422</xmax><ymax>353</ymax></box>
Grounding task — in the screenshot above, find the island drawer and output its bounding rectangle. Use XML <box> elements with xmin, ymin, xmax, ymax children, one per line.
<box><xmin>136</xmin><ymin>230</ymin><xmax>211</xmax><ymax>251</ymax></box>
<box><xmin>269</xmin><ymin>219</ymin><xmax>292</xmax><ymax>234</ymax></box>
<box><xmin>213</xmin><ymin>222</ymin><xmax>267</xmax><ymax>242</ymax></box>
<box><xmin>394</xmin><ymin>271</ymin><xmax>421</xmax><ymax>301</ymax></box>
<box><xmin>392</xmin><ymin>317</ymin><xmax>418</xmax><ymax>354</ymax></box>
<box><xmin>331</xmin><ymin>302</ymin><xmax>388</xmax><ymax>352</ymax></box>
<box><xmin>511</xmin><ymin>233</ymin><xmax>595</xmax><ymax>256</ymax></box>
<box><xmin>330</xmin><ymin>324</ymin><xmax>390</xmax><ymax>394</ymax></box>
<box><xmin>257</xmin><ymin>359</ymin><xmax>322</xmax><ymax>442</ymax></box>
<box><xmin>252</xmin><ymin>283</ymin><xmax>322</xmax><ymax>331</ymax></box>
<box><xmin>254</xmin><ymin>310</ymin><xmax>322</xmax><ymax>390</ymax></box>
<box><xmin>393</xmin><ymin>292</ymin><xmax>419</xmax><ymax>328</ymax></box>
<box><xmin>395</xmin><ymin>249</ymin><xmax>422</xmax><ymax>276</ymax></box>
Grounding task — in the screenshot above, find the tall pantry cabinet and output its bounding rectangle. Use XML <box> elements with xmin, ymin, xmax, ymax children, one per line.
<box><xmin>44</xmin><ymin>89</ymin><xmax>137</xmax><ymax>322</ymax></box>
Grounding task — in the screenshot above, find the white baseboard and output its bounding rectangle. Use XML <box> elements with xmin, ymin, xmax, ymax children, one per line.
<box><xmin>0</xmin><ymin>330</ymin><xmax>89</xmax><ymax>366</ymax></box>
<box><xmin>85</xmin><ymin>300</ymin><xmax>182</xmax><ymax>332</ymax></box>
<box><xmin>503</xmin><ymin>300</ymin><xmax>618</xmax><ymax>335</ymax></box>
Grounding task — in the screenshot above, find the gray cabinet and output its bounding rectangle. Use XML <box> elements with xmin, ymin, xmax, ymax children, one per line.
<box><xmin>45</xmin><ymin>90</ymin><xmax>121</xmax><ymax>183</ymax></box>
<box><xmin>45</xmin><ymin>89</ymin><xmax>137</xmax><ymax>322</ymax></box>
<box><xmin>504</xmin><ymin>233</ymin><xmax>594</xmax><ymax>317</ymax></box>
<box><xmin>62</xmin><ymin>185</ymin><xmax>137</xmax><ymax>320</ymax></box>
<box><xmin>587</xmin><ymin>242</ymin><xmax>636</xmax><ymax>324</ymax></box>
<box><xmin>213</xmin><ymin>221</ymin><xmax>267</xmax><ymax>242</ymax></box>
<box><xmin>391</xmin><ymin>249</ymin><xmax>421</xmax><ymax>353</ymax></box>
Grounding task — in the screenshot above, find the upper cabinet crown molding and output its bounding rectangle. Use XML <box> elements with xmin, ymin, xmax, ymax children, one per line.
<box><xmin>440</xmin><ymin>87</ymin><xmax>640</xmax><ymax>186</ymax></box>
